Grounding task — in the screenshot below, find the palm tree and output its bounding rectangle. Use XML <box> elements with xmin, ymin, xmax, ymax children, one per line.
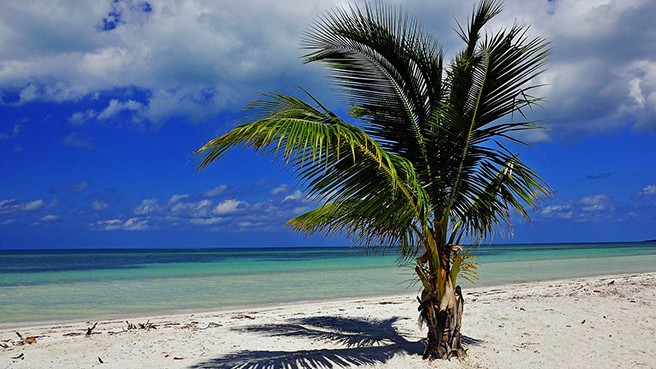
<box><xmin>197</xmin><ymin>0</ymin><xmax>551</xmax><ymax>360</ymax></box>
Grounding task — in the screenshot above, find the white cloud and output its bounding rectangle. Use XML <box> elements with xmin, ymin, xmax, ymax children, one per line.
<box><xmin>628</xmin><ymin>77</ymin><xmax>646</xmax><ymax>109</ymax></box>
<box><xmin>204</xmin><ymin>185</ymin><xmax>228</xmax><ymax>197</ymax></box>
<box><xmin>97</xmin><ymin>217</ymin><xmax>150</xmax><ymax>231</ymax></box>
<box><xmin>126</xmin><ymin>194</ymin><xmax>251</xmax><ymax>228</ymax></box>
<box><xmin>122</xmin><ymin>217</ymin><xmax>151</xmax><ymax>230</ymax></box>
<box><xmin>283</xmin><ymin>190</ymin><xmax>306</xmax><ymax>203</ymax></box>
<box><xmin>213</xmin><ymin>199</ymin><xmax>243</xmax><ymax>215</ymax></box>
<box><xmin>97</xmin><ymin>219</ymin><xmax>121</xmax><ymax>230</ymax></box>
<box><xmin>271</xmin><ymin>184</ymin><xmax>290</xmax><ymax>196</ymax></box>
<box><xmin>540</xmin><ymin>204</ymin><xmax>573</xmax><ymax>220</ymax></box>
<box><xmin>541</xmin><ymin>193</ymin><xmax>616</xmax><ymax>223</ymax></box>
<box><xmin>2</xmin><ymin>0</ymin><xmax>654</xmax><ymax>135</ymax></box>
<box><xmin>489</xmin><ymin>0</ymin><xmax>656</xmax><ymax>136</ymax></box>
<box><xmin>170</xmin><ymin>199</ymin><xmax>212</xmax><ymax>217</ymax></box>
<box><xmin>636</xmin><ymin>185</ymin><xmax>656</xmax><ymax>199</ymax></box>
<box><xmin>97</xmin><ymin>99</ymin><xmax>144</xmax><ymax>121</ymax></box>
<box><xmin>168</xmin><ymin>193</ymin><xmax>191</xmax><ymax>204</ymax></box>
<box><xmin>92</xmin><ymin>200</ymin><xmax>109</xmax><ymax>211</ymax></box>
<box><xmin>68</xmin><ymin>110</ymin><xmax>97</xmax><ymax>125</ymax></box>
<box><xmin>190</xmin><ymin>217</ymin><xmax>225</xmax><ymax>225</ymax></box>
<box><xmin>0</xmin><ymin>199</ymin><xmax>46</xmax><ymax>213</ymax></box>
<box><xmin>236</xmin><ymin>221</ymin><xmax>263</xmax><ymax>229</ymax></box>
<box><xmin>20</xmin><ymin>199</ymin><xmax>45</xmax><ymax>211</ymax></box>
<box><xmin>579</xmin><ymin>194</ymin><xmax>611</xmax><ymax>213</ymax></box>
<box><xmin>134</xmin><ymin>198</ymin><xmax>160</xmax><ymax>214</ymax></box>
<box><xmin>0</xmin><ymin>0</ymin><xmax>342</xmax><ymax>121</ymax></box>
<box><xmin>95</xmin><ymin>185</ymin><xmax>319</xmax><ymax>232</ymax></box>
<box><xmin>39</xmin><ymin>214</ymin><xmax>60</xmax><ymax>222</ymax></box>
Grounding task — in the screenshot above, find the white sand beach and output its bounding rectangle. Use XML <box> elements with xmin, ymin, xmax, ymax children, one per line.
<box><xmin>1</xmin><ymin>273</ymin><xmax>654</xmax><ymax>369</ymax></box>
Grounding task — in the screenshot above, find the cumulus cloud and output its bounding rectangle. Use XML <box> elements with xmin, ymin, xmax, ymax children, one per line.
<box><xmin>636</xmin><ymin>185</ymin><xmax>656</xmax><ymax>199</ymax></box>
<box><xmin>0</xmin><ymin>0</ymin><xmax>344</xmax><ymax>123</ymax></box>
<box><xmin>540</xmin><ymin>204</ymin><xmax>574</xmax><ymax>220</ymax></box>
<box><xmin>68</xmin><ymin>110</ymin><xmax>97</xmax><ymax>125</ymax></box>
<box><xmin>126</xmin><ymin>195</ymin><xmax>239</xmax><ymax>228</ymax></box>
<box><xmin>168</xmin><ymin>193</ymin><xmax>190</xmax><ymax>204</ymax></box>
<box><xmin>540</xmin><ymin>193</ymin><xmax>618</xmax><ymax>223</ymax></box>
<box><xmin>204</xmin><ymin>185</ymin><xmax>227</xmax><ymax>197</ymax></box>
<box><xmin>170</xmin><ymin>199</ymin><xmax>212</xmax><ymax>217</ymax></box>
<box><xmin>235</xmin><ymin>221</ymin><xmax>265</xmax><ymax>230</ymax></box>
<box><xmin>213</xmin><ymin>199</ymin><xmax>243</xmax><ymax>215</ymax></box>
<box><xmin>134</xmin><ymin>198</ymin><xmax>160</xmax><ymax>214</ymax></box>
<box><xmin>271</xmin><ymin>184</ymin><xmax>290</xmax><ymax>196</ymax></box>
<box><xmin>579</xmin><ymin>194</ymin><xmax>611</xmax><ymax>213</ymax></box>
<box><xmin>189</xmin><ymin>217</ymin><xmax>225</xmax><ymax>225</ymax></box>
<box><xmin>484</xmin><ymin>0</ymin><xmax>656</xmax><ymax>136</ymax></box>
<box><xmin>283</xmin><ymin>190</ymin><xmax>306</xmax><ymax>203</ymax></box>
<box><xmin>105</xmin><ymin>185</ymin><xmax>316</xmax><ymax>233</ymax></box>
<box><xmin>0</xmin><ymin>199</ymin><xmax>45</xmax><ymax>214</ymax></box>
<box><xmin>96</xmin><ymin>217</ymin><xmax>150</xmax><ymax>231</ymax></box>
<box><xmin>96</xmin><ymin>0</ymin><xmax>153</xmax><ymax>32</ymax></box>
<box><xmin>2</xmin><ymin>0</ymin><xmax>653</xmax><ymax>136</ymax></box>
<box><xmin>92</xmin><ymin>200</ymin><xmax>109</xmax><ymax>211</ymax></box>
<box><xmin>0</xmin><ymin>198</ymin><xmax>63</xmax><ymax>226</ymax></box>
<box><xmin>39</xmin><ymin>214</ymin><xmax>60</xmax><ymax>223</ymax></box>
<box><xmin>97</xmin><ymin>99</ymin><xmax>144</xmax><ymax>121</ymax></box>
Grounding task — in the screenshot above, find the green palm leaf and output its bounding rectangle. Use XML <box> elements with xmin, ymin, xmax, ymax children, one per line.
<box><xmin>303</xmin><ymin>3</ymin><xmax>442</xmax><ymax>167</ymax></box>
<box><xmin>197</xmin><ymin>91</ymin><xmax>431</xmax><ymax>250</ymax></box>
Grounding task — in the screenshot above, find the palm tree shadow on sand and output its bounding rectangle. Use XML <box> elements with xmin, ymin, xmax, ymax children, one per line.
<box><xmin>188</xmin><ymin>316</ymin><xmax>483</xmax><ymax>369</ymax></box>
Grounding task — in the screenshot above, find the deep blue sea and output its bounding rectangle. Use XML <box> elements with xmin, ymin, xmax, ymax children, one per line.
<box><xmin>1</xmin><ymin>242</ymin><xmax>655</xmax><ymax>325</ymax></box>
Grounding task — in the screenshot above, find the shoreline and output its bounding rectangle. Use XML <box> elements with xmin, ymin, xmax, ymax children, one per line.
<box><xmin>4</xmin><ymin>244</ymin><xmax>656</xmax><ymax>328</ymax></box>
<box><xmin>3</xmin><ymin>268</ymin><xmax>655</xmax><ymax>330</ymax></box>
<box><xmin>2</xmin><ymin>269</ymin><xmax>654</xmax><ymax>329</ymax></box>
<box><xmin>2</xmin><ymin>272</ymin><xmax>655</xmax><ymax>368</ymax></box>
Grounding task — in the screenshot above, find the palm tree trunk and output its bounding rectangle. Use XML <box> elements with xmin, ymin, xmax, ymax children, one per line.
<box><xmin>421</xmin><ymin>281</ymin><xmax>466</xmax><ymax>359</ymax></box>
<box><xmin>417</xmin><ymin>226</ymin><xmax>467</xmax><ymax>359</ymax></box>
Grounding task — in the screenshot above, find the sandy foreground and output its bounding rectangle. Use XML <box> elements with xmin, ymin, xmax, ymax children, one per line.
<box><xmin>1</xmin><ymin>273</ymin><xmax>655</xmax><ymax>369</ymax></box>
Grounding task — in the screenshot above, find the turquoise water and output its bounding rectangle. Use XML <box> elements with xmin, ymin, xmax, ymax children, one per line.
<box><xmin>1</xmin><ymin>243</ymin><xmax>655</xmax><ymax>325</ymax></box>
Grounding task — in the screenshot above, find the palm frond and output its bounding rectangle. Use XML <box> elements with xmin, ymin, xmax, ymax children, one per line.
<box><xmin>197</xmin><ymin>91</ymin><xmax>430</xmax><ymax>249</ymax></box>
<box><xmin>450</xmin><ymin>246</ymin><xmax>479</xmax><ymax>286</ymax></box>
<box><xmin>474</xmin><ymin>26</ymin><xmax>550</xmax><ymax>128</ymax></box>
<box><xmin>448</xmin><ymin>151</ymin><xmax>552</xmax><ymax>244</ymax></box>
<box><xmin>426</xmin><ymin>0</ymin><xmax>550</xmax><ymax>241</ymax></box>
<box><xmin>302</xmin><ymin>2</ymin><xmax>443</xmax><ymax>166</ymax></box>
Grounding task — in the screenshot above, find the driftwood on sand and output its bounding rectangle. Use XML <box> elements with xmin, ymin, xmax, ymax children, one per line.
<box><xmin>13</xmin><ymin>332</ymin><xmax>37</xmax><ymax>346</ymax></box>
<box><xmin>84</xmin><ymin>322</ymin><xmax>98</xmax><ymax>337</ymax></box>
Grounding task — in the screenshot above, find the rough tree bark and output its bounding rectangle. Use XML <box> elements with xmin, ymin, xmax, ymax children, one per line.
<box><xmin>420</xmin><ymin>284</ymin><xmax>466</xmax><ymax>360</ymax></box>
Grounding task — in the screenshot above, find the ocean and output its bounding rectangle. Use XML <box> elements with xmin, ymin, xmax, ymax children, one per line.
<box><xmin>1</xmin><ymin>242</ymin><xmax>655</xmax><ymax>326</ymax></box>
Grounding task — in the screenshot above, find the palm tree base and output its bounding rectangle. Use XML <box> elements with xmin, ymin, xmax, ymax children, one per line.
<box><xmin>421</xmin><ymin>285</ymin><xmax>466</xmax><ymax>360</ymax></box>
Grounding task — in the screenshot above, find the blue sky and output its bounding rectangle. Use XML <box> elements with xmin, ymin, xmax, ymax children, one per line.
<box><xmin>1</xmin><ymin>0</ymin><xmax>655</xmax><ymax>249</ymax></box>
